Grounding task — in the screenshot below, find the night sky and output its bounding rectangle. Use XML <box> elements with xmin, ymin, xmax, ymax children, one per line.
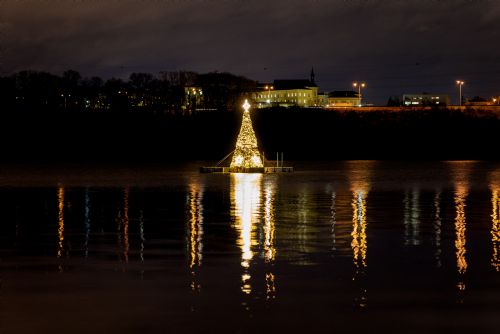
<box><xmin>1</xmin><ymin>0</ymin><xmax>499</xmax><ymax>104</ymax></box>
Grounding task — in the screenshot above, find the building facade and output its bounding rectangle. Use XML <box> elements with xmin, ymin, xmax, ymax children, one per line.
<box><xmin>182</xmin><ymin>86</ymin><xmax>204</xmax><ymax>112</ymax></box>
<box><xmin>403</xmin><ymin>94</ymin><xmax>450</xmax><ymax>106</ymax></box>
<box><xmin>328</xmin><ymin>91</ymin><xmax>360</xmax><ymax>107</ymax></box>
<box><xmin>250</xmin><ymin>79</ymin><xmax>319</xmax><ymax>108</ymax></box>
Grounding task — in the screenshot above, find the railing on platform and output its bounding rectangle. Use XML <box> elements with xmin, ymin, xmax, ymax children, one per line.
<box><xmin>200</xmin><ymin>166</ymin><xmax>294</xmax><ymax>174</ymax></box>
<box><xmin>264</xmin><ymin>167</ymin><xmax>294</xmax><ymax>173</ymax></box>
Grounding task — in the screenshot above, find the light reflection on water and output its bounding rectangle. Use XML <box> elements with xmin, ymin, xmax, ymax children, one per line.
<box><xmin>433</xmin><ymin>191</ymin><xmax>442</xmax><ymax>267</ymax></box>
<box><xmin>231</xmin><ymin>173</ymin><xmax>262</xmax><ymax>295</ymax></box>
<box><xmin>404</xmin><ymin>189</ymin><xmax>420</xmax><ymax>246</ymax></box>
<box><xmin>117</xmin><ymin>188</ymin><xmax>130</xmax><ymax>264</ymax></box>
<box><xmin>351</xmin><ymin>190</ymin><xmax>367</xmax><ymax>269</ymax></box>
<box><xmin>492</xmin><ymin>187</ymin><xmax>500</xmax><ymax>271</ymax></box>
<box><xmin>188</xmin><ymin>182</ymin><xmax>203</xmax><ymax>292</ymax></box>
<box><xmin>263</xmin><ymin>180</ymin><xmax>276</xmax><ymax>263</ymax></box>
<box><xmin>454</xmin><ymin>186</ymin><xmax>468</xmax><ymax>276</ymax></box>
<box><xmin>0</xmin><ymin>161</ymin><xmax>500</xmax><ymax>333</ymax></box>
<box><xmin>349</xmin><ymin>162</ymin><xmax>371</xmax><ymax>309</ymax></box>
<box><xmin>84</xmin><ymin>188</ymin><xmax>91</xmax><ymax>259</ymax></box>
<box><xmin>57</xmin><ymin>186</ymin><xmax>65</xmax><ymax>259</ymax></box>
<box><xmin>449</xmin><ymin>162</ymin><xmax>473</xmax><ymax>296</ymax></box>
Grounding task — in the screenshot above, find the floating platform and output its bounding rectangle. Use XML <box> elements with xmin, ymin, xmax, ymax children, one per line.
<box><xmin>200</xmin><ymin>166</ymin><xmax>294</xmax><ymax>174</ymax></box>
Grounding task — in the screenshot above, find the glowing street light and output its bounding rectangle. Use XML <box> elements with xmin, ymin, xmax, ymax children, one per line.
<box><xmin>353</xmin><ymin>82</ymin><xmax>366</xmax><ymax>107</ymax></box>
<box><xmin>60</xmin><ymin>93</ymin><xmax>71</xmax><ymax>109</ymax></box>
<box><xmin>456</xmin><ymin>80</ymin><xmax>465</xmax><ymax>106</ymax></box>
<box><xmin>264</xmin><ymin>85</ymin><xmax>274</xmax><ymax>105</ymax></box>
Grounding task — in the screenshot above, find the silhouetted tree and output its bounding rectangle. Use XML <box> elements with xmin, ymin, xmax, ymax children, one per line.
<box><xmin>81</xmin><ymin>76</ymin><xmax>104</xmax><ymax>110</ymax></box>
<box><xmin>3</xmin><ymin>69</ymin><xmax>255</xmax><ymax>113</ymax></box>
<box><xmin>103</xmin><ymin>78</ymin><xmax>129</xmax><ymax>111</ymax></box>
<box><xmin>196</xmin><ymin>72</ymin><xmax>256</xmax><ymax>110</ymax></box>
<box><xmin>129</xmin><ymin>72</ymin><xmax>154</xmax><ymax>91</ymax></box>
<box><xmin>0</xmin><ymin>76</ymin><xmax>16</xmax><ymax>110</ymax></box>
<box><xmin>387</xmin><ymin>96</ymin><xmax>401</xmax><ymax>106</ymax></box>
<box><xmin>14</xmin><ymin>70</ymin><xmax>60</xmax><ymax>111</ymax></box>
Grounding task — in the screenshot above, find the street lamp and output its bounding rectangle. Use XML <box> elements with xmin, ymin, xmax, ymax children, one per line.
<box><xmin>456</xmin><ymin>80</ymin><xmax>465</xmax><ymax>106</ymax></box>
<box><xmin>353</xmin><ymin>82</ymin><xmax>366</xmax><ymax>106</ymax></box>
<box><xmin>265</xmin><ymin>85</ymin><xmax>274</xmax><ymax>105</ymax></box>
<box><xmin>60</xmin><ymin>93</ymin><xmax>70</xmax><ymax>109</ymax></box>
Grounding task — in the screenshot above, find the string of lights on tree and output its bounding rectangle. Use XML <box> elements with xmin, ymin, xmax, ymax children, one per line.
<box><xmin>230</xmin><ymin>100</ymin><xmax>263</xmax><ymax>168</ymax></box>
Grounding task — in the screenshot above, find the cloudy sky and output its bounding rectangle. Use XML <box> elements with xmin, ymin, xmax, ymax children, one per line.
<box><xmin>1</xmin><ymin>0</ymin><xmax>499</xmax><ymax>103</ymax></box>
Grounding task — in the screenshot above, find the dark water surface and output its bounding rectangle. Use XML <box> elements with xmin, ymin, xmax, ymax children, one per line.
<box><xmin>0</xmin><ymin>161</ymin><xmax>499</xmax><ymax>333</ymax></box>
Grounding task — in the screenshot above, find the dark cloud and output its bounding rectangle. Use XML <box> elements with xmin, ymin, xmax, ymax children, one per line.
<box><xmin>1</xmin><ymin>0</ymin><xmax>499</xmax><ymax>103</ymax></box>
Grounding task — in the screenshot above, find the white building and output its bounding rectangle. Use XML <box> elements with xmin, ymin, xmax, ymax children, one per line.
<box><xmin>403</xmin><ymin>94</ymin><xmax>450</xmax><ymax>106</ymax></box>
<box><xmin>251</xmin><ymin>79</ymin><xmax>319</xmax><ymax>108</ymax></box>
<box><xmin>328</xmin><ymin>91</ymin><xmax>360</xmax><ymax>107</ymax></box>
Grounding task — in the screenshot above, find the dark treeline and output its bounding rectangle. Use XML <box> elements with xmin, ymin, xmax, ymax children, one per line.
<box><xmin>0</xmin><ymin>70</ymin><xmax>256</xmax><ymax>113</ymax></box>
<box><xmin>0</xmin><ymin>107</ymin><xmax>497</xmax><ymax>163</ymax></box>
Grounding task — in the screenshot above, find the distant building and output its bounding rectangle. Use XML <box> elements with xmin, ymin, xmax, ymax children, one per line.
<box><xmin>328</xmin><ymin>91</ymin><xmax>360</xmax><ymax>107</ymax></box>
<box><xmin>403</xmin><ymin>94</ymin><xmax>450</xmax><ymax>106</ymax></box>
<box><xmin>317</xmin><ymin>92</ymin><xmax>329</xmax><ymax>107</ymax></box>
<box><xmin>250</xmin><ymin>69</ymin><xmax>320</xmax><ymax>108</ymax></box>
<box><xmin>465</xmin><ymin>96</ymin><xmax>497</xmax><ymax>106</ymax></box>
<box><xmin>183</xmin><ymin>86</ymin><xmax>204</xmax><ymax>112</ymax></box>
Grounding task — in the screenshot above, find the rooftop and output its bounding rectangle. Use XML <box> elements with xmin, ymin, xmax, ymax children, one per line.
<box><xmin>329</xmin><ymin>90</ymin><xmax>359</xmax><ymax>98</ymax></box>
<box><xmin>272</xmin><ymin>79</ymin><xmax>317</xmax><ymax>90</ymax></box>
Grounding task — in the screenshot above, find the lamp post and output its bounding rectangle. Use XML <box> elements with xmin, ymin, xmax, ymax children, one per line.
<box><xmin>60</xmin><ymin>93</ymin><xmax>70</xmax><ymax>109</ymax></box>
<box><xmin>265</xmin><ymin>85</ymin><xmax>274</xmax><ymax>106</ymax></box>
<box><xmin>353</xmin><ymin>82</ymin><xmax>366</xmax><ymax>107</ymax></box>
<box><xmin>456</xmin><ymin>80</ymin><xmax>464</xmax><ymax>106</ymax></box>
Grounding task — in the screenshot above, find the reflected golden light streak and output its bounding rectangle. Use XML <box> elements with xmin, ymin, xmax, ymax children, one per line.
<box><xmin>231</xmin><ymin>173</ymin><xmax>262</xmax><ymax>295</ymax></box>
<box><xmin>263</xmin><ymin>184</ymin><xmax>276</xmax><ymax>263</ymax></box>
<box><xmin>296</xmin><ymin>189</ymin><xmax>313</xmax><ymax>264</ymax></box>
<box><xmin>123</xmin><ymin>188</ymin><xmax>130</xmax><ymax>263</ymax></box>
<box><xmin>454</xmin><ymin>185</ymin><xmax>468</xmax><ymax>275</ymax></box>
<box><xmin>188</xmin><ymin>184</ymin><xmax>204</xmax><ymax>269</ymax></box>
<box><xmin>139</xmin><ymin>210</ymin><xmax>145</xmax><ymax>263</ymax></box>
<box><xmin>350</xmin><ymin>181</ymin><xmax>370</xmax><ymax>309</ymax></box>
<box><xmin>84</xmin><ymin>188</ymin><xmax>90</xmax><ymax>259</ymax></box>
<box><xmin>264</xmin><ymin>179</ymin><xmax>277</xmax><ymax>301</ymax></box>
<box><xmin>448</xmin><ymin>161</ymin><xmax>474</xmax><ymax>296</ymax></box>
<box><xmin>266</xmin><ymin>273</ymin><xmax>276</xmax><ymax>300</ymax></box>
<box><xmin>404</xmin><ymin>189</ymin><xmax>421</xmax><ymax>246</ymax></box>
<box><xmin>331</xmin><ymin>192</ymin><xmax>336</xmax><ymax>252</ymax></box>
<box><xmin>241</xmin><ymin>273</ymin><xmax>252</xmax><ymax>295</ymax></box>
<box><xmin>491</xmin><ymin>188</ymin><xmax>500</xmax><ymax>271</ymax></box>
<box><xmin>348</xmin><ymin>162</ymin><xmax>372</xmax><ymax>271</ymax></box>
<box><xmin>57</xmin><ymin>187</ymin><xmax>64</xmax><ymax>258</ymax></box>
<box><xmin>348</xmin><ymin>162</ymin><xmax>374</xmax><ymax>309</ymax></box>
<box><xmin>187</xmin><ymin>182</ymin><xmax>204</xmax><ymax>292</ymax></box>
<box><xmin>351</xmin><ymin>191</ymin><xmax>367</xmax><ymax>268</ymax></box>
<box><xmin>434</xmin><ymin>191</ymin><xmax>442</xmax><ymax>268</ymax></box>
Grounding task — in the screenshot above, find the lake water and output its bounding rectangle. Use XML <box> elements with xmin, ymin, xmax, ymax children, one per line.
<box><xmin>0</xmin><ymin>161</ymin><xmax>499</xmax><ymax>333</ymax></box>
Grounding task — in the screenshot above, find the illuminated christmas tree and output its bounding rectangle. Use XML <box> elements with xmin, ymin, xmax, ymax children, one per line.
<box><xmin>230</xmin><ymin>100</ymin><xmax>263</xmax><ymax>168</ymax></box>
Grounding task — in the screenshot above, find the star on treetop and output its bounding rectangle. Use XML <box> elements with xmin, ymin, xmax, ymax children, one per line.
<box><xmin>242</xmin><ymin>99</ymin><xmax>251</xmax><ymax>113</ymax></box>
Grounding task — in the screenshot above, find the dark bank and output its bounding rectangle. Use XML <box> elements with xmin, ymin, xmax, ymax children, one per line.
<box><xmin>0</xmin><ymin>107</ymin><xmax>498</xmax><ymax>163</ymax></box>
